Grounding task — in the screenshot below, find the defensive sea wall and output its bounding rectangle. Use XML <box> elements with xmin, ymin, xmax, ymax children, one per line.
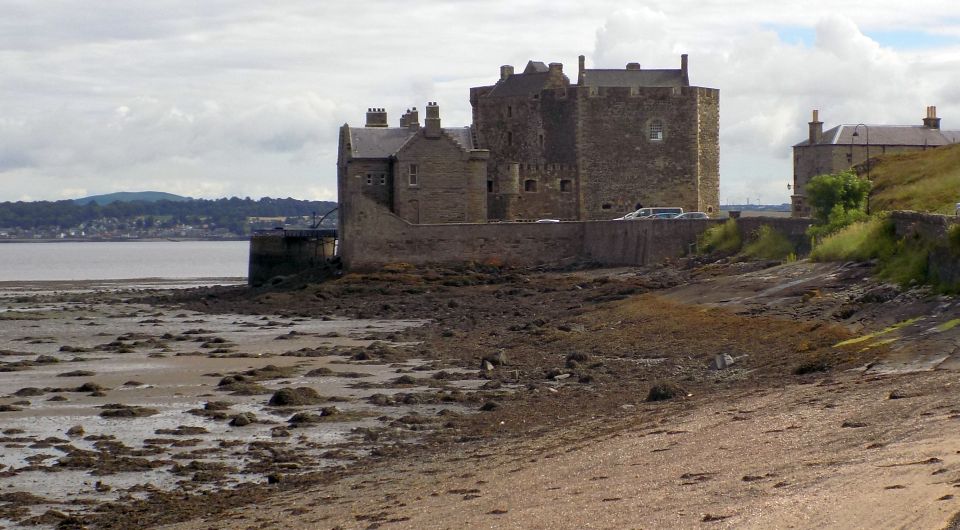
<box><xmin>249</xmin><ymin>229</ymin><xmax>336</xmax><ymax>286</ymax></box>
<box><xmin>338</xmin><ymin>194</ymin><xmax>812</xmax><ymax>271</ymax></box>
<box><xmin>890</xmin><ymin>211</ymin><xmax>960</xmax><ymax>288</ymax></box>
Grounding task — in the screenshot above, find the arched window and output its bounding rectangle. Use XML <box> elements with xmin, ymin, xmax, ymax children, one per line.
<box><xmin>649</xmin><ymin>120</ymin><xmax>664</xmax><ymax>141</ymax></box>
<box><xmin>560</xmin><ymin>180</ymin><xmax>572</xmax><ymax>192</ymax></box>
<box><xmin>524</xmin><ymin>179</ymin><xmax>537</xmax><ymax>192</ymax></box>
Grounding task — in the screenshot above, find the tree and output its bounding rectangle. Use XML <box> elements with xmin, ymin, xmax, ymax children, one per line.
<box><xmin>806</xmin><ymin>170</ymin><xmax>871</xmax><ymax>223</ymax></box>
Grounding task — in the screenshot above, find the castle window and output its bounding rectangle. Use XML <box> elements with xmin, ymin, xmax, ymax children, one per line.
<box><xmin>539</xmin><ymin>134</ymin><xmax>544</xmax><ymax>148</ymax></box>
<box><xmin>524</xmin><ymin>179</ymin><xmax>537</xmax><ymax>192</ymax></box>
<box><xmin>379</xmin><ymin>174</ymin><xmax>386</xmax><ymax>185</ymax></box>
<box><xmin>365</xmin><ymin>173</ymin><xmax>373</xmax><ymax>185</ymax></box>
<box><xmin>507</xmin><ymin>131</ymin><xmax>513</xmax><ymax>145</ymax></box>
<box><xmin>649</xmin><ymin>120</ymin><xmax>664</xmax><ymax>141</ymax></box>
<box><xmin>560</xmin><ymin>180</ymin><xmax>572</xmax><ymax>192</ymax></box>
<box><xmin>408</xmin><ymin>164</ymin><xmax>418</xmax><ymax>186</ymax></box>
<box><xmin>507</xmin><ymin>106</ymin><xmax>513</xmax><ymax>118</ymax></box>
<box><xmin>487</xmin><ymin>180</ymin><xmax>494</xmax><ymax>193</ymax></box>
<box><xmin>601</xmin><ymin>203</ymin><xmax>612</xmax><ymax>210</ymax></box>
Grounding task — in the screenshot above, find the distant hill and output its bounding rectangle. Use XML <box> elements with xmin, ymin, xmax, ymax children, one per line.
<box><xmin>866</xmin><ymin>143</ymin><xmax>960</xmax><ymax>215</ymax></box>
<box><xmin>74</xmin><ymin>191</ymin><xmax>192</xmax><ymax>205</ymax></box>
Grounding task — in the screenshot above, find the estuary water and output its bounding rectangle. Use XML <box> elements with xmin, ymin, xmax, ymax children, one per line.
<box><xmin>0</xmin><ymin>240</ymin><xmax>248</xmax><ymax>282</ymax></box>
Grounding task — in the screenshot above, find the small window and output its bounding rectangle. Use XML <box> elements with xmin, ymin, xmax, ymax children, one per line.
<box><xmin>507</xmin><ymin>106</ymin><xmax>512</xmax><ymax>118</ymax></box>
<box><xmin>539</xmin><ymin>134</ymin><xmax>544</xmax><ymax>148</ymax></box>
<box><xmin>560</xmin><ymin>180</ymin><xmax>572</xmax><ymax>192</ymax></box>
<box><xmin>408</xmin><ymin>164</ymin><xmax>418</xmax><ymax>186</ymax></box>
<box><xmin>707</xmin><ymin>206</ymin><xmax>714</xmax><ymax>213</ymax></box>
<box><xmin>365</xmin><ymin>173</ymin><xmax>373</xmax><ymax>185</ymax></box>
<box><xmin>601</xmin><ymin>203</ymin><xmax>612</xmax><ymax>210</ymax></box>
<box><xmin>379</xmin><ymin>174</ymin><xmax>386</xmax><ymax>185</ymax></box>
<box><xmin>846</xmin><ymin>153</ymin><xmax>853</xmax><ymax>163</ymax></box>
<box><xmin>507</xmin><ymin>131</ymin><xmax>513</xmax><ymax>145</ymax></box>
<box><xmin>524</xmin><ymin>179</ymin><xmax>537</xmax><ymax>192</ymax></box>
<box><xmin>649</xmin><ymin>120</ymin><xmax>664</xmax><ymax>141</ymax></box>
<box><xmin>487</xmin><ymin>180</ymin><xmax>494</xmax><ymax>193</ymax></box>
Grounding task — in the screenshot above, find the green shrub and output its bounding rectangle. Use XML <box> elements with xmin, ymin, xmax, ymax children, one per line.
<box><xmin>876</xmin><ymin>238</ymin><xmax>930</xmax><ymax>287</ymax></box>
<box><xmin>699</xmin><ymin>219</ymin><xmax>741</xmax><ymax>254</ymax></box>
<box><xmin>742</xmin><ymin>226</ymin><xmax>795</xmax><ymax>260</ymax></box>
<box><xmin>806</xmin><ymin>170</ymin><xmax>871</xmax><ymax>222</ymax></box>
<box><xmin>949</xmin><ymin>224</ymin><xmax>960</xmax><ymax>256</ymax></box>
<box><xmin>807</xmin><ymin>205</ymin><xmax>870</xmax><ymax>241</ymax></box>
<box><xmin>810</xmin><ymin>216</ymin><xmax>896</xmax><ymax>262</ymax></box>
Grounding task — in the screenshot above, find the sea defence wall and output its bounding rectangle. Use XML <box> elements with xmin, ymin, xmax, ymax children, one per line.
<box><xmin>890</xmin><ymin>211</ymin><xmax>960</xmax><ymax>287</ymax></box>
<box><xmin>339</xmin><ymin>195</ymin><xmax>813</xmax><ymax>271</ymax></box>
<box><xmin>249</xmin><ymin>229</ymin><xmax>337</xmax><ymax>286</ymax></box>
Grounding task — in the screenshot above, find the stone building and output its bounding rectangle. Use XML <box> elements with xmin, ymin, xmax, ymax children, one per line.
<box><xmin>791</xmin><ymin>107</ymin><xmax>960</xmax><ymax>217</ymax></box>
<box><xmin>471</xmin><ymin>55</ymin><xmax>719</xmax><ymax>220</ymax></box>
<box><xmin>337</xmin><ymin>104</ymin><xmax>489</xmax><ymax>225</ymax></box>
<box><xmin>337</xmin><ymin>54</ymin><xmax>719</xmax><ymax>226</ymax></box>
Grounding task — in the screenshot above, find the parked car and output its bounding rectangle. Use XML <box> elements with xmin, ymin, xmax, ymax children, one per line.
<box><xmin>614</xmin><ymin>207</ymin><xmax>684</xmax><ymax>220</ymax></box>
<box><xmin>674</xmin><ymin>212</ymin><xmax>709</xmax><ymax>219</ymax></box>
<box><xmin>535</xmin><ymin>219</ymin><xmax>561</xmax><ymax>223</ymax></box>
<box><xmin>650</xmin><ymin>212</ymin><xmax>680</xmax><ymax>219</ymax></box>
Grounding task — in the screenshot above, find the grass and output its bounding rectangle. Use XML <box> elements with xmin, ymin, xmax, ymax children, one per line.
<box><xmin>936</xmin><ymin>319</ymin><xmax>960</xmax><ymax>332</ymax></box>
<box><xmin>809</xmin><ymin>216</ymin><xmax>897</xmax><ymax>262</ymax></box>
<box><xmin>742</xmin><ymin>225</ymin><xmax>795</xmax><ymax>260</ymax></box>
<box><xmin>833</xmin><ymin>317</ymin><xmax>923</xmax><ymax>348</ymax></box>
<box><xmin>867</xmin><ymin>143</ymin><xmax>960</xmax><ymax>214</ymax></box>
<box><xmin>699</xmin><ymin>219</ymin><xmax>741</xmax><ymax>254</ymax></box>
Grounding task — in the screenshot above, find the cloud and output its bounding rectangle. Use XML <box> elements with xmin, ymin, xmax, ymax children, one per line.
<box><xmin>1</xmin><ymin>1</ymin><xmax>960</xmax><ymax>203</ymax></box>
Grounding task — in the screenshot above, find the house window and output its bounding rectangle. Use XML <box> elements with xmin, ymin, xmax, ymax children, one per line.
<box><xmin>507</xmin><ymin>131</ymin><xmax>513</xmax><ymax>145</ymax></box>
<box><xmin>365</xmin><ymin>173</ymin><xmax>373</xmax><ymax>185</ymax></box>
<box><xmin>379</xmin><ymin>174</ymin><xmax>386</xmax><ymax>185</ymax></box>
<box><xmin>560</xmin><ymin>179</ymin><xmax>572</xmax><ymax>192</ymax></box>
<box><xmin>408</xmin><ymin>164</ymin><xmax>418</xmax><ymax>186</ymax></box>
<box><xmin>649</xmin><ymin>120</ymin><xmax>664</xmax><ymax>141</ymax></box>
<box><xmin>524</xmin><ymin>179</ymin><xmax>537</xmax><ymax>192</ymax></box>
<box><xmin>487</xmin><ymin>180</ymin><xmax>494</xmax><ymax>193</ymax></box>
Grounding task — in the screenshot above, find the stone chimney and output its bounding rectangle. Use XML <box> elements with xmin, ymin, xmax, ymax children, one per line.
<box><xmin>808</xmin><ymin>109</ymin><xmax>823</xmax><ymax>144</ymax></box>
<box><xmin>365</xmin><ymin>107</ymin><xmax>387</xmax><ymax>128</ymax></box>
<box><xmin>680</xmin><ymin>54</ymin><xmax>689</xmax><ymax>85</ymax></box>
<box><xmin>406</xmin><ymin>107</ymin><xmax>419</xmax><ymax>131</ymax></box>
<box><xmin>546</xmin><ymin>62</ymin><xmax>564</xmax><ymax>88</ymax></box>
<box><xmin>625</xmin><ymin>62</ymin><xmax>642</xmax><ymax>70</ymax></box>
<box><xmin>500</xmin><ymin>65</ymin><xmax>514</xmax><ymax>81</ymax></box>
<box><xmin>578</xmin><ymin>55</ymin><xmax>586</xmax><ymax>85</ymax></box>
<box><xmin>923</xmin><ymin>105</ymin><xmax>941</xmax><ymax>129</ymax></box>
<box><xmin>424</xmin><ymin>102</ymin><xmax>441</xmax><ymax>138</ymax></box>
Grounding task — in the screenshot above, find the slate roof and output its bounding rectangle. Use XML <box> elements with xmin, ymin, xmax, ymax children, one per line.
<box><xmin>794</xmin><ymin>125</ymin><xmax>960</xmax><ymax>147</ymax></box>
<box><xmin>582</xmin><ymin>68</ymin><xmax>687</xmax><ymax>88</ymax></box>
<box><xmin>524</xmin><ymin>61</ymin><xmax>549</xmax><ymax>73</ymax></box>
<box><xmin>346</xmin><ymin>126</ymin><xmax>476</xmax><ymax>158</ymax></box>
<box><xmin>486</xmin><ymin>72</ymin><xmax>552</xmax><ymax>97</ymax></box>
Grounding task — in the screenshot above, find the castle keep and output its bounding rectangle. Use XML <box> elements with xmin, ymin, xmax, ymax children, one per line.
<box><xmin>337</xmin><ymin>54</ymin><xmax>719</xmax><ymax>224</ymax></box>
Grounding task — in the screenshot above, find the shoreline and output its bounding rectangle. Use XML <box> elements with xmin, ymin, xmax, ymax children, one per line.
<box><xmin>0</xmin><ymin>237</ymin><xmax>250</xmax><ymax>244</ymax></box>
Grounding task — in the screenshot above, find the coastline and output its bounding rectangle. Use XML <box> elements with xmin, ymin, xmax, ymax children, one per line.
<box><xmin>0</xmin><ymin>236</ymin><xmax>250</xmax><ymax>243</ymax></box>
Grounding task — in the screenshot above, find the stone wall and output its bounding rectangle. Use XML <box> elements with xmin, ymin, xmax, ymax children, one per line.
<box><xmin>340</xmin><ymin>194</ymin><xmax>812</xmax><ymax>271</ymax></box>
<box><xmin>890</xmin><ymin>211</ymin><xmax>960</xmax><ymax>289</ymax></box>
<box><xmin>249</xmin><ymin>232</ymin><xmax>336</xmax><ymax>286</ymax></box>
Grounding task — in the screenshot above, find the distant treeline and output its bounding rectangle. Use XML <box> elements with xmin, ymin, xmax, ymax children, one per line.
<box><xmin>0</xmin><ymin>197</ymin><xmax>338</xmax><ymax>230</ymax></box>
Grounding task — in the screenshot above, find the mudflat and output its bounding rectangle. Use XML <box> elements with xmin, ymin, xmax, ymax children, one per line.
<box><xmin>3</xmin><ymin>260</ymin><xmax>960</xmax><ymax>529</ymax></box>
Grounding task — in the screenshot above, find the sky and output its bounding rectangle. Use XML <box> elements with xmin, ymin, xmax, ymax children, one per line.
<box><xmin>2</xmin><ymin>1</ymin><xmax>959</xmax><ymax>204</ymax></box>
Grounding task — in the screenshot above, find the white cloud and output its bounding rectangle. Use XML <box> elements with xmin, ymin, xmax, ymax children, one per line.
<box><xmin>1</xmin><ymin>1</ymin><xmax>959</xmax><ymax>203</ymax></box>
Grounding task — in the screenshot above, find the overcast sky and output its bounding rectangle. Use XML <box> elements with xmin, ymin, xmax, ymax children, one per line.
<box><xmin>2</xmin><ymin>1</ymin><xmax>959</xmax><ymax>204</ymax></box>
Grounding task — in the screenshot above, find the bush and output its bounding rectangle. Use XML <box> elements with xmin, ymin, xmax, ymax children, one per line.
<box><xmin>810</xmin><ymin>216</ymin><xmax>896</xmax><ymax>262</ymax></box>
<box><xmin>807</xmin><ymin>205</ymin><xmax>870</xmax><ymax>241</ymax></box>
<box><xmin>742</xmin><ymin>226</ymin><xmax>795</xmax><ymax>260</ymax></box>
<box><xmin>806</xmin><ymin>170</ymin><xmax>871</xmax><ymax>222</ymax></box>
<box><xmin>699</xmin><ymin>219</ymin><xmax>741</xmax><ymax>254</ymax></box>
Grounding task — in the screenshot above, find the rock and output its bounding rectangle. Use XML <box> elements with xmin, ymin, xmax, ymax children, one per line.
<box><xmin>267</xmin><ymin>473</ymin><xmax>282</xmax><ymax>484</ymax></box>
<box><xmin>66</xmin><ymin>425</ymin><xmax>84</xmax><ymax>437</ymax></box>
<box><xmin>480</xmin><ymin>401</ymin><xmax>500</xmax><ymax>411</ymax></box>
<box><xmin>271</xmin><ymin>427</ymin><xmax>291</xmax><ymax>438</ymax></box>
<box><xmin>553</xmin><ymin>373</ymin><xmax>571</xmax><ymax>381</ymax></box>
<box><xmin>710</xmin><ymin>354</ymin><xmax>736</xmax><ymax>370</ymax></box>
<box><xmin>57</xmin><ymin>370</ymin><xmax>96</xmax><ymax>378</ymax></box>
<box><xmin>99</xmin><ymin>404</ymin><xmax>159</xmax><ymax>418</ymax></box>
<box><xmin>288</xmin><ymin>412</ymin><xmax>322</xmax><ymax>425</ymax></box>
<box><xmin>267</xmin><ymin>387</ymin><xmax>325</xmax><ymax>406</ymax></box>
<box><xmin>558</xmin><ymin>324</ymin><xmax>586</xmax><ymax>333</ymax></box>
<box><xmin>482</xmin><ymin>350</ymin><xmax>508</xmax><ymax>367</ymax></box>
<box><xmin>35</xmin><ymin>355</ymin><xmax>59</xmax><ymax>364</ymax></box>
<box><xmin>204</xmin><ymin>401</ymin><xmax>233</xmax><ymax>411</ymax></box>
<box><xmin>319</xmin><ymin>406</ymin><xmax>340</xmax><ymax>417</ymax></box>
<box><xmin>13</xmin><ymin>387</ymin><xmax>44</xmax><ymax>397</ymax></box>
<box><xmin>480</xmin><ymin>360</ymin><xmax>495</xmax><ymax>372</ymax></box>
<box><xmin>566</xmin><ymin>351</ymin><xmax>591</xmax><ymax>368</ymax></box>
<box><xmin>392</xmin><ymin>375</ymin><xmax>417</xmax><ymax>385</ymax></box>
<box><xmin>646</xmin><ymin>382</ymin><xmax>686</xmax><ymax>402</ymax></box>
<box><xmin>229</xmin><ymin>413</ymin><xmax>256</xmax><ymax>427</ymax></box>
<box><xmin>75</xmin><ymin>382</ymin><xmax>106</xmax><ymax>393</ymax></box>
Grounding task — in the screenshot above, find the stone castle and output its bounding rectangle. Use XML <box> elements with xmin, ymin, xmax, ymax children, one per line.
<box><xmin>337</xmin><ymin>54</ymin><xmax>719</xmax><ymax>224</ymax></box>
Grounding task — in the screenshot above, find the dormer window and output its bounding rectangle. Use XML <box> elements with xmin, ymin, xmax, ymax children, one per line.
<box><xmin>649</xmin><ymin>120</ymin><xmax>664</xmax><ymax>141</ymax></box>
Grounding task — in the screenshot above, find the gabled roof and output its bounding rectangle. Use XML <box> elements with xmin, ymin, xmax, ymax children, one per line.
<box><xmin>345</xmin><ymin>126</ymin><xmax>477</xmax><ymax>159</ymax></box>
<box><xmin>524</xmin><ymin>61</ymin><xmax>549</xmax><ymax>73</ymax></box>
<box><xmin>794</xmin><ymin>125</ymin><xmax>960</xmax><ymax>147</ymax></box>
<box><xmin>582</xmin><ymin>68</ymin><xmax>687</xmax><ymax>88</ymax></box>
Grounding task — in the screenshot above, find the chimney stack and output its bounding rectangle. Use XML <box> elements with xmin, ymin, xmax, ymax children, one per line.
<box><xmin>625</xmin><ymin>62</ymin><xmax>642</xmax><ymax>70</ymax></box>
<box><xmin>680</xmin><ymin>54</ymin><xmax>689</xmax><ymax>85</ymax></box>
<box><xmin>406</xmin><ymin>107</ymin><xmax>419</xmax><ymax>130</ymax></box>
<box><xmin>500</xmin><ymin>65</ymin><xmax>514</xmax><ymax>81</ymax></box>
<box><xmin>365</xmin><ymin>107</ymin><xmax>388</xmax><ymax>128</ymax></box>
<box><xmin>546</xmin><ymin>62</ymin><xmax>564</xmax><ymax>88</ymax></box>
<box><xmin>424</xmin><ymin>102</ymin><xmax>441</xmax><ymax>138</ymax></box>
<box><xmin>578</xmin><ymin>55</ymin><xmax>586</xmax><ymax>85</ymax></box>
<box><xmin>808</xmin><ymin>109</ymin><xmax>823</xmax><ymax>144</ymax></box>
<box><xmin>923</xmin><ymin>105</ymin><xmax>941</xmax><ymax>129</ymax></box>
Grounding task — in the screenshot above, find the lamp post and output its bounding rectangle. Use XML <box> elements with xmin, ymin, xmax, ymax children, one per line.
<box><xmin>852</xmin><ymin>123</ymin><xmax>870</xmax><ymax>214</ymax></box>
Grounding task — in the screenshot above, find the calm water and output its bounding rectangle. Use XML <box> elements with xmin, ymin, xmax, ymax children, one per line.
<box><xmin>0</xmin><ymin>240</ymin><xmax>248</xmax><ymax>282</ymax></box>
